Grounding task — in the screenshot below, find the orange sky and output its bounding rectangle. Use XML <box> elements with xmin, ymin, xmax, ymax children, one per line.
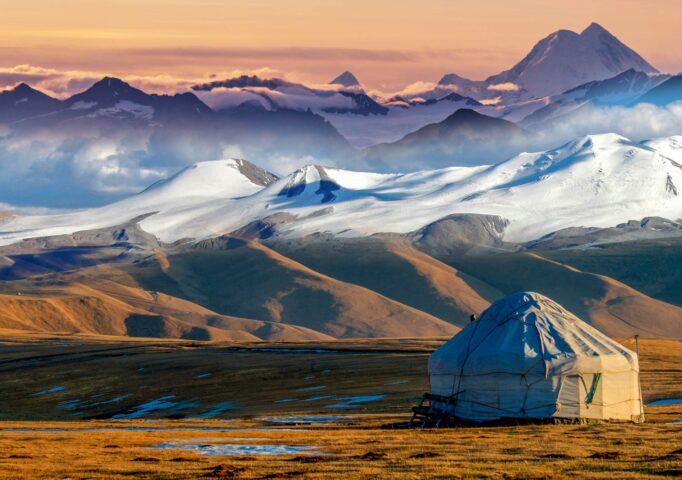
<box><xmin>1</xmin><ymin>0</ymin><xmax>680</xmax><ymax>91</ymax></box>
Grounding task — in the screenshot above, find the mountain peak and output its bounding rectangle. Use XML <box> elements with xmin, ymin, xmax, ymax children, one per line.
<box><xmin>330</xmin><ymin>71</ymin><xmax>361</xmax><ymax>87</ymax></box>
<box><xmin>67</xmin><ymin>76</ymin><xmax>150</xmax><ymax>106</ymax></box>
<box><xmin>581</xmin><ymin>22</ymin><xmax>610</xmax><ymax>36</ymax></box>
<box><xmin>1</xmin><ymin>83</ymin><xmax>47</xmax><ymax>98</ymax></box>
<box><xmin>0</xmin><ymin>82</ymin><xmax>62</xmax><ymax>123</ymax></box>
<box><xmin>485</xmin><ymin>23</ymin><xmax>657</xmax><ymax>97</ymax></box>
<box><xmin>442</xmin><ymin>108</ymin><xmax>497</xmax><ymax>124</ymax></box>
<box><xmin>446</xmin><ymin>108</ymin><xmax>481</xmax><ymax>118</ymax></box>
<box><xmin>12</xmin><ymin>82</ymin><xmax>34</xmax><ymax>93</ymax></box>
<box><xmin>140</xmin><ymin>159</ymin><xmax>277</xmax><ymax>200</ymax></box>
<box><xmin>93</xmin><ymin>76</ymin><xmax>132</xmax><ymax>90</ymax></box>
<box><xmin>438</xmin><ymin>72</ymin><xmax>476</xmax><ymax>86</ymax></box>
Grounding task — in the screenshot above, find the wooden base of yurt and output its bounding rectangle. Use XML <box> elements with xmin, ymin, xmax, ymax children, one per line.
<box><xmin>391</xmin><ymin>392</ymin><xmax>645</xmax><ymax>428</ymax></box>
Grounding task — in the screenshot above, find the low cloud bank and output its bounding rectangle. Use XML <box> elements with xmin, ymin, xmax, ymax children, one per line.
<box><xmin>1</xmin><ymin>66</ymin><xmax>682</xmax><ymax>209</ymax></box>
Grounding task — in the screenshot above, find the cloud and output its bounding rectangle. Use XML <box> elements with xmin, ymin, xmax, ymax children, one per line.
<box><xmin>390</xmin><ymin>81</ymin><xmax>440</xmax><ymax>98</ymax></box>
<box><xmin>0</xmin><ymin>64</ymin><xmax>102</xmax><ymax>97</ymax></box>
<box><xmin>0</xmin><ymin>64</ymin><xmax>287</xmax><ymax>98</ymax></box>
<box><xmin>487</xmin><ymin>82</ymin><xmax>520</xmax><ymax>92</ymax></box>
<box><xmin>194</xmin><ymin>85</ymin><xmax>357</xmax><ymax>112</ymax></box>
<box><xmin>480</xmin><ymin>96</ymin><xmax>502</xmax><ymax>105</ymax></box>
<box><xmin>530</xmin><ymin>102</ymin><xmax>682</xmax><ymax>148</ymax></box>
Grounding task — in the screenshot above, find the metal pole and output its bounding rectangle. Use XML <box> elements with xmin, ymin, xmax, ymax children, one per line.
<box><xmin>634</xmin><ymin>335</ymin><xmax>645</xmax><ymax>423</ymax></box>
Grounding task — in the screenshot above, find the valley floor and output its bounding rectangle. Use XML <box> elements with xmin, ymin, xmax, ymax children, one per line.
<box><xmin>0</xmin><ymin>335</ymin><xmax>680</xmax><ymax>478</ymax></box>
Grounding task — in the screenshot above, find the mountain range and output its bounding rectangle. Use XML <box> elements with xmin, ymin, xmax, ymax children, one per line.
<box><xmin>2</xmin><ymin>132</ymin><xmax>682</xmax><ymax>341</ymax></box>
<box><xmin>2</xmin><ymin>132</ymin><xmax>681</xmax><ymax>248</ymax></box>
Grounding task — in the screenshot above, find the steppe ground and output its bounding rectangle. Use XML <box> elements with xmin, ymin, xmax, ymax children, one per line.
<box><xmin>0</xmin><ymin>334</ymin><xmax>680</xmax><ymax>479</ymax></box>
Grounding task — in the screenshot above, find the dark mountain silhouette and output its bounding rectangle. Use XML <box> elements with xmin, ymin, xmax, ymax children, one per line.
<box><xmin>330</xmin><ymin>71</ymin><xmax>361</xmax><ymax>88</ymax></box>
<box><xmin>364</xmin><ymin>109</ymin><xmax>526</xmax><ymax>169</ymax></box>
<box><xmin>0</xmin><ymin>83</ymin><xmax>62</xmax><ymax>123</ymax></box>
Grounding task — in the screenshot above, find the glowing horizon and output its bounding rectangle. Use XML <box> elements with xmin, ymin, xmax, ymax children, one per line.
<box><xmin>1</xmin><ymin>0</ymin><xmax>681</xmax><ymax>95</ymax></box>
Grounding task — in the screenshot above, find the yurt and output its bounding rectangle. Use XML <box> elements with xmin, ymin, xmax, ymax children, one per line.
<box><xmin>428</xmin><ymin>292</ymin><xmax>644</xmax><ymax>423</ymax></box>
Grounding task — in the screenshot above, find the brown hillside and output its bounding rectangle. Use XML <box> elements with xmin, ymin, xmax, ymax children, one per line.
<box><xmin>122</xmin><ymin>240</ymin><xmax>459</xmax><ymax>338</ymax></box>
<box><xmin>272</xmin><ymin>239</ymin><xmax>499</xmax><ymax>327</ymax></box>
<box><xmin>0</xmin><ymin>278</ymin><xmax>334</xmax><ymax>341</ymax></box>
<box><xmin>443</xmin><ymin>252</ymin><xmax>682</xmax><ymax>338</ymax></box>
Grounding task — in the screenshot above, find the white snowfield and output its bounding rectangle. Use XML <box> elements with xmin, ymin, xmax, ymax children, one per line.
<box><xmin>1</xmin><ymin>133</ymin><xmax>682</xmax><ymax>246</ymax></box>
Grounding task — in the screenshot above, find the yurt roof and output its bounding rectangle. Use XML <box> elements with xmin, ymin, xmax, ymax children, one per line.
<box><xmin>429</xmin><ymin>292</ymin><xmax>638</xmax><ymax>377</ymax></box>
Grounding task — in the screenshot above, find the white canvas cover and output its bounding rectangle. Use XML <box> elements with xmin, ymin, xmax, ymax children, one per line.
<box><xmin>429</xmin><ymin>292</ymin><xmax>644</xmax><ymax>422</ymax></box>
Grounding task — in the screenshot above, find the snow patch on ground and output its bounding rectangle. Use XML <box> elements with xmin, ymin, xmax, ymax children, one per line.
<box><xmin>299</xmin><ymin>385</ymin><xmax>326</xmax><ymax>391</ymax></box>
<box><xmin>32</xmin><ymin>386</ymin><xmax>66</xmax><ymax>396</ymax></box>
<box><xmin>325</xmin><ymin>394</ymin><xmax>386</xmax><ymax>409</ymax></box>
<box><xmin>258</xmin><ymin>415</ymin><xmax>353</xmax><ymax>424</ymax></box>
<box><xmin>302</xmin><ymin>395</ymin><xmax>336</xmax><ymax>402</ymax></box>
<box><xmin>148</xmin><ymin>442</ymin><xmax>326</xmax><ymax>456</ymax></box>
<box><xmin>111</xmin><ymin>395</ymin><xmax>178</xmax><ymax>419</ymax></box>
<box><xmin>191</xmin><ymin>402</ymin><xmax>237</xmax><ymax>419</ymax></box>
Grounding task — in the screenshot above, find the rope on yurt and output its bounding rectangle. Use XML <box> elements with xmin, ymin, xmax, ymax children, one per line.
<box><xmin>451</xmin><ymin>313</ymin><xmax>484</xmax><ymax>405</ymax></box>
<box><xmin>451</xmin><ymin>298</ymin><xmax>543</xmax><ymax>416</ymax></box>
<box><xmin>531</xmin><ymin>315</ymin><xmax>550</xmax><ymax>379</ymax></box>
<box><xmin>449</xmin><ymin>298</ymin><xmax>530</xmax><ymax>389</ymax></box>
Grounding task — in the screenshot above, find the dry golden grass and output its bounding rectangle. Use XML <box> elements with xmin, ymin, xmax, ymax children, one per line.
<box><xmin>0</xmin><ymin>336</ymin><xmax>680</xmax><ymax>478</ymax></box>
<box><xmin>0</xmin><ymin>417</ymin><xmax>680</xmax><ymax>479</ymax></box>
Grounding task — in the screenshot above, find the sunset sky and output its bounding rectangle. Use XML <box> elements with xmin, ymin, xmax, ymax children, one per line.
<box><xmin>1</xmin><ymin>0</ymin><xmax>680</xmax><ymax>94</ymax></box>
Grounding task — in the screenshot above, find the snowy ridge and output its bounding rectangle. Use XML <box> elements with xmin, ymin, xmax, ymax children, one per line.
<box><xmin>1</xmin><ymin>134</ymin><xmax>681</xmax><ymax>245</ymax></box>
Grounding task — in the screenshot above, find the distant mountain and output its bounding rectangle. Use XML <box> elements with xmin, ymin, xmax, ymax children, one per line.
<box><xmin>387</xmin><ymin>92</ymin><xmax>481</xmax><ymax>109</ymax></box>
<box><xmin>56</xmin><ymin>76</ymin><xmax>214</xmax><ymax>124</ymax></box>
<box><xmin>192</xmin><ymin>74</ymin><xmax>387</xmax><ymax>116</ymax></box>
<box><xmin>486</xmin><ymin>23</ymin><xmax>658</xmax><ymax>97</ymax></box>
<box><xmin>322</xmin><ymin>93</ymin><xmax>487</xmax><ymax>149</ymax></box>
<box><xmin>364</xmin><ymin>109</ymin><xmax>527</xmax><ymax>168</ymax></box>
<box><xmin>436</xmin><ymin>73</ymin><xmax>489</xmax><ymax>100</ymax></box>
<box><xmin>522</xmin><ymin>69</ymin><xmax>669</xmax><ymax>126</ymax></box>
<box><xmin>0</xmin><ymin>83</ymin><xmax>62</xmax><ymax>123</ymax></box>
<box><xmin>386</xmin><ymin>109</ymin><xmax>524</xmax><ymax>146</ymax></box>
<box><xmin>633</xmin><ymin>74</ymin><xmax>682</xmax><ymax>106</ymax></box>
<box><xmin>330</xmin><ymin>71</ymin><xmax>361</xmax><ymax>88</ymax></box>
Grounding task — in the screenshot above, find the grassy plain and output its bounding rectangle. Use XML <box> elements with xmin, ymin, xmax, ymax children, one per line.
<box><xmin>0</xmin><ymin>335</ymin><xmax>680</xmax><ymax>479</ymax></box>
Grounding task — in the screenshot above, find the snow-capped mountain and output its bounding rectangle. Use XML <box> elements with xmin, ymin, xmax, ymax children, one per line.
<box><xmin>423</xmin><ymin>23</ymin><xmax>658</xmax><ymax>105</ymax></box>
<box><xmin>486</xmin><ymin>23</ymin><xmax>658</xmax><ymax>98</ymax></box>
<box><xmin>2</xmin><ymin>133</ymin><xmax>681</xmax><ymax>246</ymax></box>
